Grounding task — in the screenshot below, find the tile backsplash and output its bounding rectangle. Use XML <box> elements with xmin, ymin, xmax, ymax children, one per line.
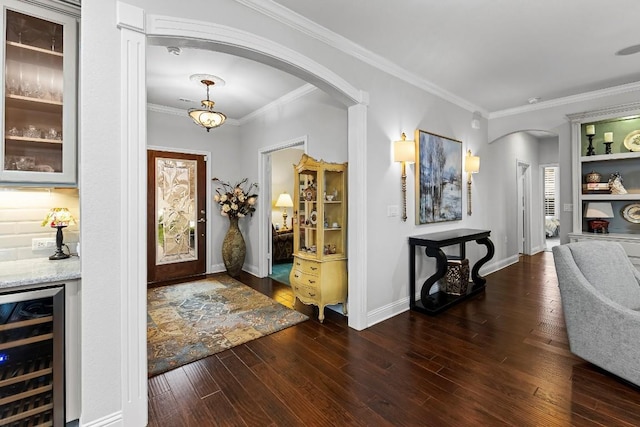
<box><xmin>0</xmin><ymin>187</ymin><xmax>79</xmax><ymax>261</ymax></box>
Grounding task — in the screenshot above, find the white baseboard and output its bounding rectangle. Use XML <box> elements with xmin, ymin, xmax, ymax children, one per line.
<box><xmin>366</xmin><ymin>254</ymin><xmax>521</xmax><ymax>328</ymax></box>
<box><xmin>209</xmin><ymin>263</ymin><xmax>226</xmax><ymax>274</ymax></box>
<box><xmin>81</xmin><ymin>411</ymin><xmax>123</xmax><ymax>427</ymax></box>
<box><xmin>243</xmin><ymin>263</ymin><xmax>260</xmax><ymax>277</ymax></box>
<box><xmin>366</xmin><ymin>297</ymin><xmax>410</xmax><ymax>327</ymax></box>
<box><xmin>482</xmin><ymin>254</ymin><xmax>519</xmax><ymax>275</ymax></box>
<box><xmin>210</xmin><ymin>263</ymin><xmax>261</xmax><ymax>277</ymax></box>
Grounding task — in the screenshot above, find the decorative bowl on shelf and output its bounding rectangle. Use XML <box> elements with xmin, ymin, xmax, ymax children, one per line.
<box><xmin>585</xmin><ymin>171</ymin><xmax>601</xmax><ymax>183</ymax></box>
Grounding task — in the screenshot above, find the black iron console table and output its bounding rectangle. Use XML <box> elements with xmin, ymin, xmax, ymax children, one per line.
<box><xmin>409</xmin><ymin>228</ymin><xmax>494</xmax><ymax>315</ymax></box>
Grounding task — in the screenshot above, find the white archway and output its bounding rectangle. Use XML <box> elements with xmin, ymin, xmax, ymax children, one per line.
<box><xmin>117</xmin><ymin>5</ymin><xmax>369</xmax><ymax>424</ymax></box>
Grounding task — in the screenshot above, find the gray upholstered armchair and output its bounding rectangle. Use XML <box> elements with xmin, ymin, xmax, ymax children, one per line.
<box><xmin>552</xmin><ymin>241</ymin><xmax>640</xmax><ymax>387</ymax></box>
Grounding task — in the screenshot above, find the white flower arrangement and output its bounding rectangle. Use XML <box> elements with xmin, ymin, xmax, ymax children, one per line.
<box><xmin>213</xmin><ymin>178</ymin><xmax>258</xmax><ymax>219</ymax></box>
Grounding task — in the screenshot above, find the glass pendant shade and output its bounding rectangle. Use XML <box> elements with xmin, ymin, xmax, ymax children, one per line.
<box><xmin>188</xmin><ymin>80</ymin><xmax>226</xmax><ymax>131</ymax></box>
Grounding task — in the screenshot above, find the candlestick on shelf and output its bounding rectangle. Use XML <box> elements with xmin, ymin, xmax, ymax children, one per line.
<box><xmin>586</xmin><ymin>134</ymin><xmax>595</xmax><ymax>156</ymax></box>
<box><xmin>585</xmin><ymin>124</ymin><xmax>596</xmax><ymax>156</ymax></box>
<box><xmin>603</xmin><ymin>132</ymin><xmax>613</xmax><ymax>154</ymax></box>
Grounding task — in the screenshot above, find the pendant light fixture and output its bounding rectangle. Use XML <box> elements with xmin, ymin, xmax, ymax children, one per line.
<box><xmin>188</xmin><ymin>75</ymin><xmax>226</xmax><ymax>131</ymax></box>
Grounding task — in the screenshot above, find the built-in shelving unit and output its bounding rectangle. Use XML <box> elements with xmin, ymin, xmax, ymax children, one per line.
<box><xmin>568</xmin><ymin>102</ymin><xmax>640</xmax><ymax>263</ymax></box>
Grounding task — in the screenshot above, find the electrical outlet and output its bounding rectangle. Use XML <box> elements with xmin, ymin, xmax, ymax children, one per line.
<box><xmin>563</xmin><ymin>203</ymin><xmax>573</xmax><ymax>212</ymax></box>
<box><xmin>32</xmin><ymin>238</ymin><xmax>56</xmax><ymax>250</ymax></box>
<box><xmin>387</xmin><ymin>205</ymin><xmax>399</xmax><ymax>217</ymax></box>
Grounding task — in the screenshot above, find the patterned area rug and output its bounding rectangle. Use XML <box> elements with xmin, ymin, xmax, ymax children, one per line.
<box><xmin>147</xmin><ymin>275</ymin><xmax>308</xmax><ymax>376</ymax></box>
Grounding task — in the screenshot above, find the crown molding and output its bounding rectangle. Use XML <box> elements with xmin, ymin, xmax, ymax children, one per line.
<box><xmin>238</xmin><ymin>83</ymin><xmax>317</xmax><ymax>125</ymax></box>
<box><xmin>489</xmin><ymin>81</ymin><xmax>640</xmax><ymax>120</ymax></box>
<box><xmin>566</xmin><ymin>101</ymin><xmax>640</xmax><ymax>123</ymax></box>
<box><xmin>232</xmin><ymin>0</ymin><xmax>485</xmax><ymax>115</ymax></box>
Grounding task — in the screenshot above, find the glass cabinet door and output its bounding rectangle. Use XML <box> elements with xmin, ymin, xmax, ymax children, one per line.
<box><xmin>296</xmin><ymin>168</ymin><xmax>318</xmax><ymax>256</ymax></box>
<box><xmin>322</xmin><ymin>169</ymin><xmax>345</xmax><ymax>257</ymax></box>
<box><xmin>1</xmin><ymin>2</ymin><xmax>77</xmax><ymax>185</ymax></box>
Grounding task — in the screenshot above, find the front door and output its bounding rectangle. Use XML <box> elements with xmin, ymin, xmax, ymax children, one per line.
<box><xmin>147</xmin><ymin>150</ymin><xmax>207</xmax><ymax>284</ymax></box>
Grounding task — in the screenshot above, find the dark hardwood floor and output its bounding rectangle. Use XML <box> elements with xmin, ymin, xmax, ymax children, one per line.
<box><xmin>147</xmin><ymin>252</ymin><xmax>640</xmax><ymax>426</ymax></box>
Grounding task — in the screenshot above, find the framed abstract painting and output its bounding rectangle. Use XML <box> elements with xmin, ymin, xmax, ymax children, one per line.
<box><xmin>415</xmin><ymin>129</ymin><xmax>462</xmax><ymax>224</ymax></box>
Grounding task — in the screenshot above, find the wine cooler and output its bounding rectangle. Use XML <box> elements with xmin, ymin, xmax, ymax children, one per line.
<box><xmin>0</xmin><ymin>286</ymin><xmax>64</xmax><ymax>426</ymax></box>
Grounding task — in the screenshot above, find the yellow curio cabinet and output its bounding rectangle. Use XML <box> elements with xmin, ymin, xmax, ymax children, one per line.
<box><xmin>289</xmin><ymin>154</ymin><xmax>347</xmax><ymax>322</ymax></box>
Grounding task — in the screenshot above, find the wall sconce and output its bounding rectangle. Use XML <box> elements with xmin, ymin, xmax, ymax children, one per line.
<box><xmin>275</xmin><ymin>192</ymin><xmax>294</xmax><ymax>229</ymax></box>
<box><xmin>585</xmin><ymin>202</ymin><xmax>614</xmax><ymax>233</ymax></box>
<box><xmin>393</xmin><ymin>132</ymin><xmax>416</xmax><ymax>222</ymax></box>
<box><xmin>464</xmin><ymin>150</ymin><xmax>480</xmax><ymax>216</ymax></box>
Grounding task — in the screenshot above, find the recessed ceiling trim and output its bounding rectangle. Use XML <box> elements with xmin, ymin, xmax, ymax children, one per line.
<box><xmin>489</xmin><ymin>81</ymin><xmax>640</xmax><ymax>120</ymax></box>
<box><xmin>232</xmin><ymin>0</ymin><xmax>486</xmax><ymax>116</ymax></box>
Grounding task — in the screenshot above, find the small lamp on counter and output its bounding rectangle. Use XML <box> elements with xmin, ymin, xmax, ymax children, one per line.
<box><xmin>584</xmin><ymin>202</ymin><xmax>614</xmax><ymax>233</ymax></box>
<box><xmin>275</xmin><ymin>192</ymin><xmax>294</xmax><ymax>230</ymax></box>
<box><xmin>42</xmin><ymin>207</ymin><xmax>76</xmax><ymax>260</ymax></box>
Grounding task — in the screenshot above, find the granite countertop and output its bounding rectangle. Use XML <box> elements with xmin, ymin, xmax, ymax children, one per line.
<box><xmin>0</xmin><ymin>257</ymin><xmax>81</xmax><ymax>289</ymax></box>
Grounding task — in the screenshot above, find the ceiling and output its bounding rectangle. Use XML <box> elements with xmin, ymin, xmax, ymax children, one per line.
<box><xmin>146</xmin><ymin>0</ymin><xmax>640</xmax><ymax>120</ymax></box>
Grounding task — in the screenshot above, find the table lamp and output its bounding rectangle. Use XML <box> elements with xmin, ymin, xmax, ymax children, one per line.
<box><xmin>42</xmin><ymin>207</ymin><xmax>76</xmax><ymax>260</ymax></box>
<box><xmin>275</xmin><ymin>192</ymin><xmax>294</xmax><ymax>229</ymax></box>
<box><xmin>584</xmin><ymin>202</ymin><xmax>613</xmax><ymax>233</ymax></box>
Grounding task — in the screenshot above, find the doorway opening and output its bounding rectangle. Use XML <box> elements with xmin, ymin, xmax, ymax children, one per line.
<box><xmin>543</xmin><ymin>165</ymin><xmax>560</xmax><ymax>252</ymax></box>
<box><xmin>517</xmin><ymin>160</ymin><xmax>531</xmax><ymax>255</ymax></box>
<box><xmin>258</xmin><ymin>138</ymin><xmax>306</xmax><ymax>280</ymax></box>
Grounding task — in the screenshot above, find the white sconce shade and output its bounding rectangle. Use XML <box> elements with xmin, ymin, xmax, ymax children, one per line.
<box><xmin>464</xmin><ymin>153</ymin><xmax>480</xmax><ymax>174</ymax></box>
<box><xmin>584</xmin><ymin>202</ymin><xmax>614</xmax><ymax>218</ymax></box>
<box><xmin>394</xmin><ymin>133</ymin><xmax>416</xmax><ymax>163</ymax></box>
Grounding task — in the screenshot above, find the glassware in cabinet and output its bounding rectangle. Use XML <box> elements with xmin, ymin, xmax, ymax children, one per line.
<box><xmin>2</xmin><ymin>3</ymin><xmax>78</xmax><ymax>185</ymax></box>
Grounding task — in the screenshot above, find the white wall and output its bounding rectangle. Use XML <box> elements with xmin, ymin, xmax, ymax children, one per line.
<box><xmin>539</xmin><ymin>136</ymin><xmax>559</xmax><ymax>165</ymax></box>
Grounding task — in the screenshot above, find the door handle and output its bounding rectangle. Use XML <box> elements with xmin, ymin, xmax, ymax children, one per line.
<box><xmin>198</xmin><ymin>218</ymin><xmax>206</xmax><ymax>223</ymax></box>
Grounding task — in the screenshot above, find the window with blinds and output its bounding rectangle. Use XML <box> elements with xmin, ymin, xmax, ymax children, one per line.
<box><xmin>544</xmin><ymin>167</ymin><xmax>557</xmax><ymax>216</ymax></box>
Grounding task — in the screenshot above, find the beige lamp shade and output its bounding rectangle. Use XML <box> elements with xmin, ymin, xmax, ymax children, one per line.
<box><xmin>585</xmin><ymin>202</ymin><xmax>614</xmax><ymax>218</ymax></box>
<box><xmin>464</xmin><ymin>153</ymin><xmax>480</xmax><ymax>173</ymax></box>
<box><xmin>393</xmin><ymin>133</ymin><xmax>415</xmax><ymax>163</ymax></box>
<box><xmin>275</xmin><ymin>192</ymin><xmax>294</xmax><ymax>208</ymax></box>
